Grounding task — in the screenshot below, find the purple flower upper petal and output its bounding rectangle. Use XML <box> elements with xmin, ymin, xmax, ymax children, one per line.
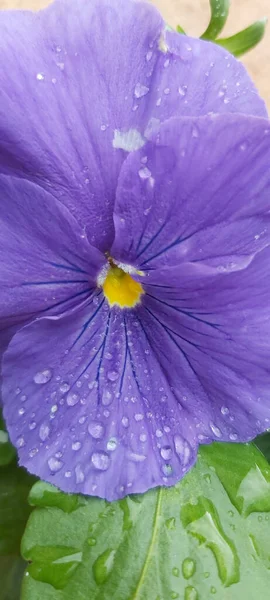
<box><xmin>0</xmin><ymin>0</ymin><xmax>266</xmax><ymax>250</ymax></box>
<box><xmin>112</xmin><ymin>114</ymin><xmax>270</xmax><ymax>272</ymax></box>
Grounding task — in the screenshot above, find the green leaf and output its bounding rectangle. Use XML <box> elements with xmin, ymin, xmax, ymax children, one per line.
<box><xmin>21</xmin><ymin>443</ymin><xmax>270</xmax><ymax>599</ymax></box>
<box><xmin>255</xmin><ymin>432</ymin><xmax>270</xmax><ymax>463</ymax></box>
<box><xmin>0</xmin><ymin>409</ymin><xmax>37</xmax><ymax>599</ymax></box>
<box><xmin>201</xmin><ymin>0</ymin><xmax>230</xmax><ymax>41</ymax></box>
<box><xmin>0</xmin><ymin>412</ymin><xmax>16</xmax><ymax>467</ymax></box>
<box><xmin>176</xmin><ymin>25</ymin><xmax>186</xmax><ymax>35</ymax></box>
<box><xmin>216</xmin><ymin>19</ymin><xmax>268</xmax><ymax>57</ymax></box>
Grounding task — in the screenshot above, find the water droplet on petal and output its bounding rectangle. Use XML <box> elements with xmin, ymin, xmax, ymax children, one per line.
<box><xmin>36</xmin><ymin>72</ymin><xmax>45</xmax><ymax>81</ymax></box>
<box><xmin>34</xmin><ymin>369</ymin><xmax>52</xmax><ymax>384</ymax></box>
<box><xmin>138</xmin><ymin>166</ymin><xmax>152</xmax><ymax>180</ymax></box>
<box><xmin>72</xmin><ymin>441</ymin><xmax>82</xmax><ymax>451</ymax></box>
<box><xmin>134</xmin><ymin>83</ymin><xmax>150</xmax><ymax>98</ymax></box>
<box><xmin>39</xmin><ymin>424</ymin><xmax>50</xmax><ymax>441</ymax></box>
<box><xmin>134</xmin><ymin>413</ymin><xmax>144</xmax><ymax>422</ymax></box>
<box><xmin>66</xmin><ymin>391</ymin><xmax>79</xmax><ymax>406</ymax></box>
<box><xmin>48</xmin><ymin>457</ymin><xmax>63</xmax><ymax>472</ymax></box>
<box><xmin>102</xmin><ymin>390</ymin><xmax>113</xmax><ymax>406</ymax></box>
<box><xmin>221</xmin><ymin>406</ymin><xmax>229</xmax><ymax>415</ymax></box>
<box><xmin>107</xmin><ymin>370</ymin><xmax>119</xmax><ymax>382</ymax></box>
<box><xmin>127</xmin><ymin>451</ymin><xmax>146</xmax><ymax>463</ymax></box>
<box><xmin>75</xmin><ymin>464</ymin><xmax>85</xmax><ymax>483</ymax></box>
<box><xmin>88</xmin><ymin>422</ymin><xmax>105</xmax><ymax>439</ymax></box>
<box><xmin>17</xmin><ymin>436</ymin><xmax>25</xmax><ymax>448</ymax></box>
<box><xmin>121</xmin><ymin>416</ymin><xmax>129</xmax><ymax>428</ymax></box>
<box><xmin>174</xmin><ymin>435</ymin><xmax>191</xmax><ymax>466</ymax></box>
<box><xmin>107</xmin><ymin>437</ymin><xmax>118</xmax><ymax>451</ymax></box>
<box><xmin>60</xmin><ymin>382</ymin><xmax>71</xmax><ymax>393</ymax></box>
<box><xmin>210</xmin><ymin>422</ymin><xmax>222</xmax><ymax>438</ymax></box>
<box><xmin>92</xmin><ymin>451</ymin><xmax>110</xmax><ymax>471</ymax></box>
<box><xmin>161</xmin><ymin>446</ymin><xmax>172</xmax><ymax>460</ymax></box>
<box><xmin>162</xmin><ymin>464</ymin><xmax>173</xmax><ymax>476</ymax></box>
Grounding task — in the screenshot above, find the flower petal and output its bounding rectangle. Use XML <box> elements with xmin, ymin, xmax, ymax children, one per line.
<box><xmin>2</xmin><ymin>300</ymin><xmax>199</xmax><ymax>501</ymax></box>
<box><xmin>0</xmin><ymin>174</ymin><xmax>104</xmax><ymax>326</ymax></box>
<box><xmin>112</xmin><ymin>114</ymin><xmax>270</xmax><ymax>271</ymax></box>
<box><xmin>0</xmin><ymin>0</ymin><xmax>266</xmax><ymax>249</ymax></box>
<box><xmin>141</xmin><ymin>246</ymin><xmax>270</xmax><ymax>443</ymax></box>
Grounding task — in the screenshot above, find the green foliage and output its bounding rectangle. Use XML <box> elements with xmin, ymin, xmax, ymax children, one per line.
<box><xmin>176</xmin><ymin>0</ymin><xmax>267</xmax><ymax>57</ymax></box>
<box><xmin>255</xmin><ymin>432</ymin><xmax>270</xmax><ymax>463</ymax></box>
<box><xmin>0</xmin><ymin>412</ymin><xmax>36</xmax><ymax>600</ymax></box>
<box><xmin>216</xmin><ymin>19</ymin><xmax>268</xmax><ymax>57</ymax></box>
<box><xmin>21</xmin><ymin>443</ymin><xmax>270</xmax><ymax>599</ymax></box>
<box><xmin>201</xmin><ymin>0</ymin><xmax>230</xmax><ymax>41</ymax></box>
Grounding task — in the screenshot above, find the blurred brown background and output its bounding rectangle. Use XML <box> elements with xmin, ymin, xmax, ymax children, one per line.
<box><xmin>1</xmin><ymin>0</ymin><xmax>269</xmax><ymax>108</ymax></box>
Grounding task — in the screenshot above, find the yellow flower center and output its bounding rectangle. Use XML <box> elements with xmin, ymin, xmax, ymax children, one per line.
<box><xmin>102</xmin><ymin>265</ymin><xmax>144</xmax><ymax>308</ymax></box>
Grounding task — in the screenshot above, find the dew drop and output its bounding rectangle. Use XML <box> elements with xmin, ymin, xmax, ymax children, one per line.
<box><xmin>93</xmin><ymin>549</ymin><xmax>116</xmax><ymax>585</ymax></box>
<box><xmin>48</xmin><ymin>457</ymin><xmax>63</xmax><ymax>472</ymax></box>
<box><xmin>92</xmin><ymin>451</ymin><xmax>110</xmax><ymax>471</ymax></box>
<box><xmin>174</xmin><ymin>435</ymin><xmax>191</xmax><ymax>465</ymax></box>
<box><xmin>56</xmin><ymin>62</ymin><xmax>65</xmax><ymax>71</ymax></box>
<box><xmin>66</xmin><ymin>391</ymin><xmax>79</xmax><ymax>406</ymax></box>
<box><xmin>138</xmin><ymin>166</ymin><xmax>152</xmax><ymax>180</ymax></box>
<box><xmin>156</xmin><ymin>429</ymin><xmax>163</xmax><ymax>438</ymax></box>
<box><xmin>17</xmin><ymin>436</ymin><xmax>25</xmax><ymax>448</ymax></box>
<box><xmin>209</xmin><ymin>421</ymin><xmax>222</xmax><ymax>438</ymax></box>
<box><xmin>75</xmin><ymin>464</ymin><xmax>85</xmax><ymax>483</ymax></box>
<box><xmin>88</xmin><ymin>537</ymin><xmax>97</xmax><ymax>546</ymax></box>
<box><xmin>146</xmin><ymin>50</ymin><xmax>153</xmax><ymax>61</ymax></box>
<box><xmin>36</xmin><ymin>73</ymin><xmax>44</xmax><ymax>81</ymax></box>
<box><xmin>160</xmin><ymin>446</ymin><xmax>172</xmax><ymax>460</ymax></box>
<box><xmin>178</xmin><ymin>85</ymin><xmax>187</xmax><ymax>96</ymax></box>
<box><xmin>29</xmin><ymin>448</ymin><xmax>39</xmax><ymax>458</ymax></box>
<box><xmin>107</xmin><ymin>437</ymin><xmax>118</xmax><ymax>452</ymax></box>
<box><xmin>29</xmin><ymin>421</ymin><xmax>37</xmax><ymax>430</ymax></box>
<box><xmin>172</xmin><ymin>567</ymin><xmax>180</xmax><ymax>577</ymax></box>
<box><xmin>182</xmin><ymin>558</ymin><xmax>196</xmax><ymax>580</ymax></box>
<box><xmin>102</xmin><ymin>390</ymin><xmax>113</xmax><ymax>406</ymax></box>
<box><xmin>18</xmin><ymin>408</ymin><xmax>25</xmax><ymax>416</ymax></box>
<box><xmin>164</xmin><ymin>87</ymin><xmax>170</xmax><ymax>95</ymax></box>
<box><xmin>165</xmin><ymin>517</ymin><xmax>176</xmax><ymax>530</ymax></box>
<box><xmin>39</xmin><ymin>424</ymin><xmax>50</xmax><ymax>441</ymax></box>
<box><xmin>60</xmin><ymin>382</ymin><xmax>70</xmax><ymax>393</ymax></box>
<box><xmin>127</xmin><ymin>451</ymin><xmax>146</xmax><ymax>463</ymax></box>
<box><xmin>121</xmin><ymin>416</ymin><xmax>129</xmax><ymax>428</ymax></box>
<box><xmin>221</xmin><ymin>406</ymin><xmax>229</xmax><ymax>415</ymax></box>
<box><xmin>134</xmin><ymin>83</ymin><xmax>150</xmax><ymax>98</ymax></box>
<box><xmin>72</xmin><ymin>441</ymin><xmax>82</xmax><ymax>451</ymax></box>
<box><xmin>184</xmin><ymin>586</ymin><xmax>198</xmax><ymax>600</ymax></box>
<box><xmin>139</xmin><ymin>433</ymin><xmax>147</xmax><ymax>442</ymax></box>
<box><xmin>107</xmin><ymin>370</ymin><xmax>119</xmax><ymax>382</ymax></box>
<box><xmin>229</xmin><ymin>433</ymin><xmax>238</xmax><ymax>441</ymax></box>
<box><xmin>134</xmin><ymin>413</ymin><xmax>144</xmax><ymax>422</ymax></box>
<box><xmin>162</xmin><ymin>464</ymin><xmax>173</xmax><ymax>476</ymax></box>
<box><xmin>34</xmin><ymin>369</ymin><xmax>52</xmax><ymax>384</ymax></box>
<box><xmin>88</xmin><ymin>422</ymin><xmax>105</xmax><ymax>439</ymax></box>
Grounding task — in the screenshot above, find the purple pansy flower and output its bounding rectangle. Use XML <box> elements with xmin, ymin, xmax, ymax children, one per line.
<box><xmin>1</xmin><ymin>0</ymin><xmax>270</xmax><ymax>501</ymax></box>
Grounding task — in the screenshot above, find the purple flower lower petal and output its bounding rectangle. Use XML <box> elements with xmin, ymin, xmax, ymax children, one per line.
<box><xmin>0</xmin><ymin>0</ymin><xmax>266</xmax><ymax>249</ymax></box>
<box><xmin>2</xmin><ymin>299</ymin><xmax>201</xmax><ymax>501</ymax></box>
<box><xmin>0</xmin><ymin>174</ymin><xmax>104</xmax><ymax>326</ymax></box>
<box><xmin>3</xmin><ymin>247</ymin><xmax>270</xmax><ymax>500</ymax></box>
<box><xmin>112</xmin><ymin>114</ymin><xmax>270</xmax><ymax>271</ymax></box>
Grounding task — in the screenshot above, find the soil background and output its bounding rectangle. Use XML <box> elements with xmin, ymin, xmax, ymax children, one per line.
<box><xmin>1</xmin><ymin>0</ymin><xmax>269</xmax><ymax>108</ymax></box>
